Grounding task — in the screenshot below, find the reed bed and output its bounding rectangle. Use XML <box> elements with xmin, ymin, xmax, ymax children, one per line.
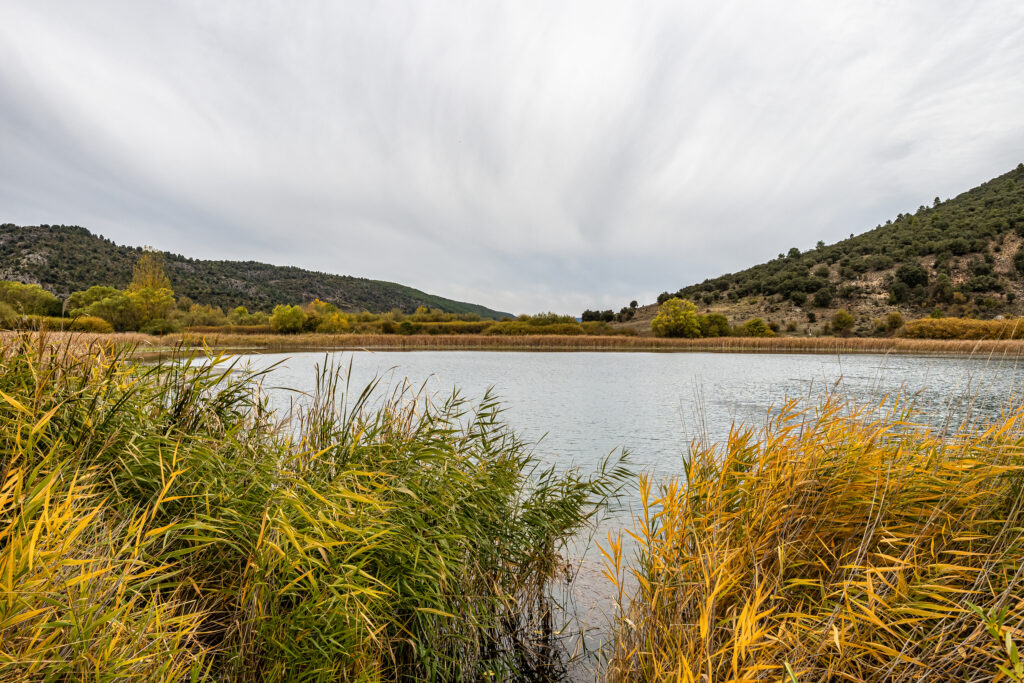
<box><xmin>903</xmin><ymin>316</ymin><xmax>1024</xmax><ymax>340</ymax></box>
<box><xmin>603</xmin><ymin>395</ymin><xmax>1024</xmax><ymax>682</ymax></box>
<box><xmin>11</xmin><ymin>330</ymin><xmax>1024</xmax><ymax>357</ymax></box>
<box><xmin>0</xmin><ymin>332</ymin><xmax>628</xmax><ymax>681</ymax></box>
<box><xmin>176</xmin><ymin>332</ymin><xmax>1024</xmax><ymax>356</ymax></box>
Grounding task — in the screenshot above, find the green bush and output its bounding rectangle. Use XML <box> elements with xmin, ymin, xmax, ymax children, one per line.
<box><xmin>139</xmin><ymin>318</ymin><xmax>179</xmax><ymax>335</ymax></box>
<box><xmin>67</xmin><ymin>285</ymin><xmax>120</xmax><ymax>313</ymax></box>
<box><xmin>0</xmin><ymin>280</ymin><xmax>61</xmax><ymax>316</ymax></box>
<box><xmin>483</xmin><ymin>322</ymin><xmax>584</xmax><ymax>336</ymax></box>
<box><xmin>831</xmin><ymin>309</ymin><xmax>856</xmax><ymax>335</ymax></box>
<box><xmin>698</xmin><ymin>313</ymin><xmax>731</xmax><ymax>337</ymax></box>
<box><xmin>738</xmin><ymin>318</ymin><xmax>775</xmax><ymax>337</ymax></box>
<box><xmin>271</xmin><ymin>304</ymin><xmax>307</xmax><ymax>333</ymax></box>
<box><xmin>7</xmin><ymin>315</ymin><xmax>115</xmax><ymax>333</ymax></box>
<box><xmin>0</xmin><ymin>301</ymin><xmax>17</xmax><ymax>327</ymax></box>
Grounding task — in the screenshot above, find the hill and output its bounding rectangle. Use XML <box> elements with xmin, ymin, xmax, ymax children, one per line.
<box><xmin>0</xmin><ymin>224</ymin><xmax>511</xmax><ymax>318</ymax></box>
<box><xmin>628</xmin><ymin>162</ymin><xmax>1024</xmax><ymax>335</ymax></box>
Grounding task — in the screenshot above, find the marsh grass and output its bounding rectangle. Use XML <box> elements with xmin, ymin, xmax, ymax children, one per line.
<box><xmin>12</xmin><ymin>330</ymin><xmax>1024</xmax><ymax>357</ymax></box>
<box><xmin>903</xmin><ymin>316</ymin><xmax>1024</xmax><ymax>340</ymax></box>
<box><xmin>603</xmin><ymin>395</ymin><xmax>1024</xmax><ymax>681</ymax></box>
<box><xmin>0</xmin><ymin>332</ymin><xmax>629</xmax><ymax>681</ymax></box>
<box><xmin>172</xmin><ymin>332</ymin><xmax>1024</xmax><ymax>356</ymax></box>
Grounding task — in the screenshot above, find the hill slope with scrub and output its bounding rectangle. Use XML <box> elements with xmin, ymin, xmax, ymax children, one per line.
<box><xmin>0</xmin><ymin>223</ymin><xmax>510</xmax><ymax>318</ymax></box>
<box><xmin>629</xmin><ymin>163</ymin><xmax>1024</xmax><ymax>335</ymax></box>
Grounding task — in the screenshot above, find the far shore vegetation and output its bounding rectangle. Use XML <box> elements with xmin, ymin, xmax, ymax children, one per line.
<box><xmin>5</xmin><ymin>249</ymin><xmax>1024</xmax><ymax>352</ymax></box>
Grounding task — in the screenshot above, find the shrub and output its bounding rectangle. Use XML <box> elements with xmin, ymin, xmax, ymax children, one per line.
<box><xmin>67</xmin><ymin>285</ymin><xmax>120</xmax><ymax>313</ymax></box>
<box><xmin>812</xmin><ymin>288</ymin><xmax>833</xmax><ymax>307</ymax></box>
<box><xmin>7</xmin><ymin>315</ymin><xmax>114</xmax><ymax>333</ymax></box>
<box><xmin>271</xmin><ymin>304</ymin><xmax>307</xmax><ymax>333</ymax></box>
<box><xmin>1015</xmin><ymin>246</ymin><xmax>1024</xmax><ymax>275</ymax></box>
<box><xmin>738</xmin><ymin>318</ymin><xmax>774</xmax><ymax>337</ymax></box>
<box><xmin>0</xmin><ymin>280</ymin><xmax>61</xmax><ymax>316</ymax></box>
<box><xmin>180</xmin><ymin>303</ymin><xmax>227</xmax><ymax>327</ymax></box>
<box><xmin>483</xmin><ymin>322</ymin><xmax>584</xmax><ymax>336</ymax></box>
<box><xmin>228</xmin><ymin>306</ymin><xmax>269</xmax><ymax>326</ymax></box>
<box><xmin>139</xmin><ymin>318</ymin><xmax>179</xmax><ymax>335</ymax></box>
<box><xmin>895</xmin><ymin>262</ymin><xmax>929</xmax><ymax>288</ymax></box>
<box><xmin>316</xmin><ymin>312</ymin><xmax>352</xmax><ymax>334</ymax></box>
<box><xmin>0</xmin><ymin>301</ymin><xmax>17</xmax><ymax>327</ymax></box>
<box><xmin>902</xmin><ymin>316</ymin><xmax>1024</xmax><ymax>339</ymax></box>
<box><xmin>698</xmin><ymin>313</ymin><xmax>731</xmax><ymax>338</ymax></box>
<box><xmin>651</xmin><ymin>298</ymin><xmax>701</xmax><ymax>338</ymax></box>
<box><xmin>62</xmin><ymin>315</ymin><xmax>114</xmax><ymax>333</ymax></box>
<box><xmin>831</xmin><ymin>308</ymin><xmax>855</xmax><ymax>335</ymax></box>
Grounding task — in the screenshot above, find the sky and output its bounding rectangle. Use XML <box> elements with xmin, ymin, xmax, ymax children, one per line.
<box><xmin>2</xmin><ymin>1</ymin><xmax>1024</xmax><ymax>315</ymax></box>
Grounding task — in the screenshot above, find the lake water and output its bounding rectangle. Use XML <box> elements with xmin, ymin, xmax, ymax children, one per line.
<box><xmin>226</xmin><ymin>349</ymin><xmax>1024</xmax><ymax>672</ymax></box>
<box><xmin>241</xmin><ymin>349</ymin><xmax>1024</xmax><ymax>483</ymax></box>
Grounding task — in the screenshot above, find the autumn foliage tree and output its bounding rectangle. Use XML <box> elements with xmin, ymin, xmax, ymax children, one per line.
<box><xmin>130</xmin><ymin>249</ymin><xmax>172</xmax><ymax>292</ymax></box>
<box><xmin>651</xmin><ymin>298</ymin><xmax>701</xmax><ymax>338</ymax></box>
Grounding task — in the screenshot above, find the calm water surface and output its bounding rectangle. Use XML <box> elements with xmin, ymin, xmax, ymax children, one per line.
<box><xmin>229</xmin><ymin>350</ymin><xmax>1024</xmax><ymax>671</ymax></box>
<box><xmin>243</xmin><ymin>350</ymin><xmax>1024</xmax><ymax>482</ymax></box>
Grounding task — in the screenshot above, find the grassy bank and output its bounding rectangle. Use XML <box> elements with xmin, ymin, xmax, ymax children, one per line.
<box><xmin>0</xmin><ymin>332</ymin><xmax>627</xmax><ymax>680</ymax></box>
<box><xmin>13</xmin><ymin>330</ymin><xmax>1024</xmax><ymax>357</ymax></box>
<box><xmin>604</xmin><ymin>396</ymin><xmax>1024</xmax><ymax>681</ymax></box>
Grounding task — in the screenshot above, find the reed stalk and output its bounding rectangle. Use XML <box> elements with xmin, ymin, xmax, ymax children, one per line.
<box><xmin>604</xmin><ymin>395</ymin><xmax>1024</xmax><ymax>681</ymax></box>
<box><xmin>0</xmin><ymin>332</ymin><xmax>628</xmax><ymax>681</ymax></box>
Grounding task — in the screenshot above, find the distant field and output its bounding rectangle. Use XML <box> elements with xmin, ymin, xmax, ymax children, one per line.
<box><xmin>10</xmin><ymin>330</ymin><xmax>1024</xmax><ymax>357</ymax></box>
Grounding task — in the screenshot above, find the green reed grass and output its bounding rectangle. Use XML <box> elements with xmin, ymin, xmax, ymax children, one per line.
<box><xmin>604</xmin><ymin>395</ymin><xmax>1024</xmax><ymax>682</ymax></box>
<box><xmin>0</xmin><ymin>332</ymin><xmax>628</xmax><ymax>681</ymax></box>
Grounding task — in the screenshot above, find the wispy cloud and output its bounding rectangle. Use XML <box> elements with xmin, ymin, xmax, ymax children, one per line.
<box><xmin>2</xmin><ymin>0</ymin><xmax>1023</xmax><ymax>313</ymax></box>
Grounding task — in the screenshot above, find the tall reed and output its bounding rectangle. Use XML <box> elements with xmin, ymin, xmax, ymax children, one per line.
<box><xmin>12</xmin><ymin>330</ymin><xmax>1024</xmax><ymax>357</ymax></box>
<box><xmin>604</xmin><ymin>395</ymin><xmax>1024</xmax><ymax>681</ymax></box>
<box><xmin>173</xmin><ymin>332</ymin><xmax>1024</xmax><ymax>356</ymax></box>
<box><xmin>0</xmin><ymin>332</ymin><xmax>628</xmax><ymax>681</ymax></box>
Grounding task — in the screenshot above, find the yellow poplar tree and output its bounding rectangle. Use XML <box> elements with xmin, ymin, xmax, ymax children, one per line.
<box><xmin>130</xmin><ymin>249</ymin><xmax>172</xmax><ymax>292</ymax></box>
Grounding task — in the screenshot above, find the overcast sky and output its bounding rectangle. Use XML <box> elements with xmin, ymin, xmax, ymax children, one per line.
<box><xmin>2</xmin><ymin>1</ymin><xmax>1023</xmax><ymax>314</ymax></box>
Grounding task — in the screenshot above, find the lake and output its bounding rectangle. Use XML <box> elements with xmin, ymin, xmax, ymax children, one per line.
<box><xmin>239</xmin><ymin>349</ymin><xmax>1024</xmax><ymax>483</ymax></box>
<box><xmin>226</xmin><ymin>349</ymin><xmax>1024</xmax><ymax>670</ymax></box>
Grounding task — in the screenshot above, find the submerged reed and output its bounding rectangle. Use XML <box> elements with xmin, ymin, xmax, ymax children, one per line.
<box><xmin>604</xmin><ymin>395</ymin><xmax>1024</xmax><ymax>681</ymax></box>
<box><xmin>0</xmin><ymin>332</ymin><xmax>628</xmax><ymax>681</ymax></box>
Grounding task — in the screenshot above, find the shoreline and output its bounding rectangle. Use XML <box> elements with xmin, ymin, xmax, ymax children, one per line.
<box><xmin>9</xmin><ymin>330</ymin><xmax>1024</xmax><ymax>358</ymax></box>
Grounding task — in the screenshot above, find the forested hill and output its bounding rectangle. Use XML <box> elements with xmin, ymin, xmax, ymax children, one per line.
<box><xmin>0</xmin><ymin>224</ymin><xmax>511</xmax><ymax>318</ymax></box>
<box><xmin>641</xmin><ymin>162</ymin><xmax>1024</xmax><ymax>332</ymax></box>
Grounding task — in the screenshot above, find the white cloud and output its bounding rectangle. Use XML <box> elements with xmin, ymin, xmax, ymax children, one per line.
<box><xmin>1</xmin><ymin>0</ymin><xmax>1023</xmax><ymax>314</ymax></box>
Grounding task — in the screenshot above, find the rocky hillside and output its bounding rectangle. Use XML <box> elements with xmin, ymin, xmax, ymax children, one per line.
<box><xmin>0</xmin><ymin>224</ymin><xmax>511</xmax><ymax>318</ymax></box>
<box><xmin>631</xmin><ymin>162</ymin><xmax>1024</xmax><ymax>335</ymax></box>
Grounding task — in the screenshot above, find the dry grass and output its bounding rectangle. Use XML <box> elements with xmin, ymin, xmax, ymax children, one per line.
<box><xmin>13</xmin><ymin>329</ymin><xmax>1024</xmax><ymax>357</ymax></box>
<box><xmin>903</xmin><ymin>316</ymin><xmax>1024</xmax><ymax>340</ymax></box>
<box><xmin>603</xmin><ymin>395</ymin><xmax>1024</xmax><ymax>681</ymax></box>
<box><xmin>172</xmin><ymin>332</ymin><xmax>1024</xmax><ymax>356</ymax></box>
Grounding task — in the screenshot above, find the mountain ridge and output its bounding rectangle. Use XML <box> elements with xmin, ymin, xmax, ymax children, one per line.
<box><xmin>0</xmin><ymin>223</ymin><xmax>512</xmax><ymax>319</ymax></box>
